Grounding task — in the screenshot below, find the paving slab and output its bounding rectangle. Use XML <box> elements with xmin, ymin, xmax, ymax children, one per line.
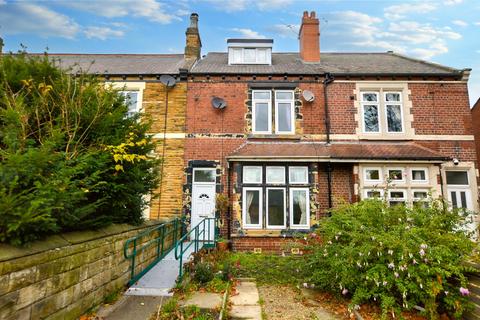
<box><xmin>96</xmin><ymin>295</ymin><xmax>167</xmax><ymax>320</ymax></box>
<box><xmin>230</xmin><ymin>282</ymin><xmax>260</xmax><ymax>305</ymax></box>
<box><xmin>180</xmin><ymin>292</ymin><xmax>222</xmax><ymax>310</ymax></box>
<box><xmin>230</xmin><ymin>305</ymin><xmax>263</xmax><ymax>320</ymax></box>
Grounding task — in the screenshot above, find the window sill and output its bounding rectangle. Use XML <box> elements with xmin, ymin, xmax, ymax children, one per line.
<box><xmin>247</xmin><ymin>134</ymin><xmax>301</xmax><ymax>140</ymax></box>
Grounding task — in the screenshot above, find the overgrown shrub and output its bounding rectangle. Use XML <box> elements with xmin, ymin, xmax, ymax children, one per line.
<box><xmin>193</xmin><ymin>261</ymin><xmax>214</xmax><ymax>284</ymax></box>
<box><xmin>304</xmin><ymin>198</ymin><xmax>474</xmax><ymax>319</ymax></box>
<box><xmin>0</xmin><ymin>53</ymin><xmax>159</xmax><ymax>245</ymax></box>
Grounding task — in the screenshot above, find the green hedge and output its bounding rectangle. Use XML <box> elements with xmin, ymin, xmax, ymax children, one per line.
<box><xmin>0</xmin><ymin>53</ymin><xmax>159</xmax><ymax>245</ymax></box>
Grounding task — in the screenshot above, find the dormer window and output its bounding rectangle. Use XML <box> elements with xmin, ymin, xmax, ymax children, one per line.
<box><xmin>228</xmin><ymin>39</ymin><xmax>272</xmax><ymax>65</ymax></box>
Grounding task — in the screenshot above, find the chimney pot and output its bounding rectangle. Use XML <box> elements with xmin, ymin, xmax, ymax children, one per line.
<box><xmin>299</xmin><ymin>10</ymin><xmax>320</xmax><ymax>62</ymax></box>
<box><xmin>190</xmin><ymin>13</ymin><xmax>199</xmax><ymax>28</ymax></box>
<box><xmin>185</xmin><ymin>13</ymin><xmax>202</xmax><ymax>64</ymax></box>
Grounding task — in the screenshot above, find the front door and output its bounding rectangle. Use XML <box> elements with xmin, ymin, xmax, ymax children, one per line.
<box><xmin>191</xmin><ymin>168</ymin><xmax>216</xmax><ymax>241</ymax></box>
<box><xmin>445</xmin><ymin>170</ymin><xmax>476</xmax><ymax>235</ymax></box>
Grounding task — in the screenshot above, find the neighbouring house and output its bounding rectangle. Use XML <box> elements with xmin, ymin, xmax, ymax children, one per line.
<box><xmin>472</xmin><ymin>97</ymin><xmax>480</xmax><ymax>171</ymax></box>
<box><xmin>6</xmin><ymin>11</ymin><xmax>478</xmax><ymax>252</ymax></box>
<box><xmin>184</xmin><ymin>11</ymin><xmax>478</xmax><ymax>252</ymax></box>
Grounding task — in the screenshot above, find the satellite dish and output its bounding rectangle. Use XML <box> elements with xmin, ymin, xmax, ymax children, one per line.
<box><xmin>211</xmin><ymin>97</ymin><xmax>227</xmax><ymax>110</ymax></box>
<box><xmin>302</xmin><ymin>90</ymin><xmax>315</xmax><ymax>102</ymax></box>
<box><xmin>159</xmin><ymin>75</ymin><xmax>176</xmax><ymax>87</ymax></box>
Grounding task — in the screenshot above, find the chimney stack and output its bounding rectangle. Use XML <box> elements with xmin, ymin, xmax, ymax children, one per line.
<box><xmin>299</xmin><ymin>11</ymin><xmax>320</xmax><ymax>63</ymax></box>
<box><xmin>184</xmin><ymin>13</ymin><xmax>202</xmax><ymax>63</ymax></box>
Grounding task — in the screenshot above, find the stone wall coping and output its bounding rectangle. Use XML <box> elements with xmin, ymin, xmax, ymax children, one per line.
<box><xmin>0</xmin><ymin>220</ymin><xmax>167</xmax><ymax>262</ymax></box>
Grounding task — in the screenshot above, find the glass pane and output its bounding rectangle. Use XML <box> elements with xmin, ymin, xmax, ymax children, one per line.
<box><xmin>365</xmin><ymin>169</ymin><xmax>380</xmax><ymax>180</ymax></box>
<box><xmin>389</xmin><ymin>201</ymin><xmax>404</xmax><ymax>207</ymax></box>
<box><xmin>268</xmin><ymin>189</ymin><xmax>285</xmax><ymax>226</ymax></box>
<box><xmin>412</xmin><ymin>170</ymin><xmax>426</xmax><ymax>181</ymax></box>
<box><xmin>413</xmin><ymin>191</ymin><xmax>428</xmax><ymax>199</ymax></box>
<box><xmin>243</xmin><ymin>167</ymin><xmax>262</xmax><ymax>183</ymax></box>
<box><xmin>124</xmin><ymin>91</ymin><xmax>138</xmax><ymax>115</ymax></box>
<box><xmin>292</xmin><ymin>189</ymin><xmax>308</xmax><ymax>226</ymax></box>
<box><xmin>460</xmin><ymin>191</ymin><xmax>467</xmax><ymax>209</ymax></box>
<box><xmin>254</xmin><ymin>102</ymin><xmax>269</xmax><ymax>132</ymax></box>
<box><xmin>266</xmin><ymin>167</ymin><xmax>285</xmax><ymax>184</ymax></box>
<box><xmin>276</xmin><ymin>91</ymin><xmax>293</xmax><ymax>100</ymax></box>
<box><xmin>390</xmin><ymin>191</ymin><xmax>404</xmax><ymax>199</ymax></box>
<box><xmin>244</xmin><ymin>48</ymin><xmax>256</xmax><ymax>63</ymax></box>
<box><xmin>363</xmin><ymin>105</ymin><xmax>379</xmax><ymax>132</ymax></box>
<box><xmin>385</xmin><ymin>92</ymin><xmax>401</xmax><ymax>102</ymax></box>
<box><xmin>254</xmin><ymin>91</ymin><xmax>270</xmax><ymax>99</ymax></box>
<box><xmin>451</xmin><ymin>191</ymin><xmax>458</xmax><ymax>208</ymax></box>
<box><xmin>194</xmin><ymin>169</ymin><xmax>215</xmax><ymax>183</ymax></box>
<box><xmin>388</xmin><ymin>169</ymin><xmax>403</xmax><ymax>181</ymax></box>
<box><xmin>446</xmin><ymin>171</ymin><xmax>469</xmax><ymax>185</ymax></box>
<box><xmin>386</xmin><ymin>105</ymin><xmax>403</xmax><ymax>132</ymax></box>
<box><xmin>257</xmin><ymin>49</ymin><xmax>266</xmax><ymax>63</ymax></box>
<box><xmin>366</xmin><ymin>190</ymin><xmax>381</xmax><ymax>198</ymax></box>
<box><xmin>233</xmin><ymin>48</ymin><xmax>242</xmax><ymax>63</ymax></box>
<box><xmin>362</xmin><ymin>93</ymin><xmax>378</xmax><ymax>102</ymax></box>
<box><xmin>290</xmin><ymin>167</ymin><xmax>308</xmax><ymax>184</ymax></box>
<box><xmin>245</xmin><ymin>190</ymin><xmax>260</xmax><ymax>225</ymax></box>
<box><xmin>277</xmin><ymin>103</ymin><xmax>292</xmax><ymax>132</ymax></box>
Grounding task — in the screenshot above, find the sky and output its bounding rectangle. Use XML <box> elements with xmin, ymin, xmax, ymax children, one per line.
<box><xmin>1</xmin><ymin>0</ymin><xmax>480</xmax><ymax>106</ymax></box>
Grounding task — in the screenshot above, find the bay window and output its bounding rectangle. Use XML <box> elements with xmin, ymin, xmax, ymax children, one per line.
<box><xmin>252</xmin><ymin>90</ymin><xmax>295</xmax><ymax>134</ymax></box>
<box><xmin>241</xmin><ymin>165</ymin><xmax>310</xmax><ymax>230</ymax></box>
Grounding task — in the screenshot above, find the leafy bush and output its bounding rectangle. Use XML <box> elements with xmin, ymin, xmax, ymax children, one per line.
<box><xmin>304</xmin><ymin>199</ymin><xmax>474</xmax><ymax>319</ymax></box>
<box><xmin>0</xmin><ymin>53</ymin><xmax>159</xmax><ymax>245</ymax></box>
<box><xmin>193</xmin><ymin>261</ymin><xmax>214</xmax><ymax>284</ymax></box>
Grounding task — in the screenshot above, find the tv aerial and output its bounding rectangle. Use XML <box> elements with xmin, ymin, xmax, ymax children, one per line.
<box><xmin>211</xmin><ymin>96</ymin><xmax>227</xmax><ymax>110</ymax></box>
<box><xmin>159</xmin><ymin>75</ymin><xmax>176</xmax><ymax>87</ymax></box>
<box><xmin>302</xmin><ymin>90</ymin><xmax>315</xmax><ymax>102</ymax></box>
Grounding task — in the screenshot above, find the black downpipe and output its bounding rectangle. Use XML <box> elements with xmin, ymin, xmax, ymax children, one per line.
<box><xmin>323</xmin><ymin>72</ymin><xmax>334</xmax><ymax>144</ymax></box>
<box><xmin>326</xmin><ymin>162</ymin><xmax>333</xmax><ymax>214</ymax></box>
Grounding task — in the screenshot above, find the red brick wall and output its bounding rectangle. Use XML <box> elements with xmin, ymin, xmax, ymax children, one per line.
<box><xmin>471</xmin><ymin>99</ymin><xmax>480</xmax><ymax>165</ymax></box>
<box><xmin>317</xmin><ymin>164</ymin><xmax>354</xmax><ymax>216</ymax></box>
<box><xmin>409</xmin><ymin>83</ymin><xmax>473</xmax><ymax>135</ymax></box>
<box><xmin>231</xmin><ymin>236</ymin><xmax>296</xmax><ymax>253</ymax></box>
<box><xmin>417</xmin><ymin>140</ymin><xmax>477</xmax><ymax>162</ymax></box>
<box><xmin>328</xmin><ymin>82</ymin><xmax>357</xmax><ymax>134</ymax></box>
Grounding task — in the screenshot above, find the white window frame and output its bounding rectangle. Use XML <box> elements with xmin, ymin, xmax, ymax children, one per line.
<box><xmin>410</xmin><ymin>168</ymin><xmax>429</xmax><ymax>184</ymax></box>
<box><xmin>387</xmin><ymin>167</ymin><xmax>405</xmax><ymax>184</ymax></box>
<box><xmin>445</xmin><ymin>170</ymin><xmax>470</xmax><ymax>186</ymax></box>
<box><xmin>289</xmin><ymin>166</ymin><xmax>309</xmax><ymax>184</ymax></box>
<box><xmin>289</xmin><ymin>188</ymin><xmax>310</xmax><ymax>229</ymax></box>
<box><xmin>252</xmin><ymin>90</ymin><xmax>272</xmax><ymax>134</ymax></box>
<box><xmin>229</xmin><ymin>47</ymin><xmax>271</xmax><ymax>65</ymax></box>
<box><xmin>266</xmin><ymin>187</ymin><xmax>287</xmax><ymax>229</ymax></box>
<box><xmin>363</xmin><ymin>189</ymin><xmax>384</xmax><ymax>199</ymax></box>
<box><xmin>266</xmin><ymin>166</ymin><xmax>285</xmax><ymax>184</ymax></box>
<box><xmin>242</xmin><ymin>187</ymin><xmax>263</xmax><ymax>229</ymax></box>
<box><xmin>243</xmin><ymin>166</ymin><xmax>262</xmax><ymax>184</ymax></box>
<box><xmin>384</xmin><ymin>91</ymin><xmax>404</xmax><ymax>134</ymax></box>
<box><xmin>361</xmin><ymin>92</ymin><xmax>380</xmax><ymax>134</ymax></box>
<box><xmin>193</xmin><ymin>168</ymin><xmax>216</xmax><ymax>184</ymax></box>
<box><xmin>364</xmin><ymin>167</ymin><xmax>383</xmax><ymax>184</ymax></box>
<box><xmin>274</xmin><ymin>90</ymin><xmax>295</xmax><ymax>134</ymax></box>
<box><xmin>412</xmin><ymin>189</ymin><xmax>429</xmax><ymax>207</ymax></box>
<box><xmin>119</xmin><ymin>90</ymin><xmax>142</xmax><ymax>117</ymax></box>
<box><xmin>388</xmin><ymin>189</ymin><xmax>407</xmax><ymax>206</ymax></box>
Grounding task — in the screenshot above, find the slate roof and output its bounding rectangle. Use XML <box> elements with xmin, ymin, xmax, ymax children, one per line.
<box><xmin>30</xmin><ymin>54</ymin><xmax>186</xmax><ymax>75</ymax></box>
<box><xmin>191</xmin><ymin>52</ymin><xmax>465</xmax><ymax>76</ymax></box>
<box><xmin>228</xmin><ymin>141</ymin><xmax>447</xmax><ymax>161</ymax></box>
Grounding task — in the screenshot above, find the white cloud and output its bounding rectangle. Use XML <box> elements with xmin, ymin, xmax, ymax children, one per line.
<box><xmin>0</xmin><ymin>2</ymin><xmax>80</xmax><ymax>38</ymax></box>
<box><xmin>452</xmin><ymin>19</ymin><xmax>468</xmax><ymax>27</ymax></box>
<box><xmin>268</xmin><ymin>24</ymin><xmax>299</xmax><ymax>38</ymax></box>
<box><xmin>230</xmin><ymin>28</ymin><xmax>266</xmax><ymax>38</ymax></box>
<box><xmin>84</xmin><ymin>26</ymin><xmax>124</xmax><ymax>40</ymax></box>
<box><xmin>384</xmin><ymin>3</ymin><xmax>436</xmax><ymax>20</ymax></box>
<box><xmin>63</xmin><ymin>0</ymin><xmax>180</xmax><ymax>24</ymax></box>
<box><xmin>475</xmin><ymin>22</ymin><xmax>480</xmax><ymax>26</ymax></box>
<box><xmin>444</xmin><ymin>0</ymin><xmax>463</xmax><ymax>5</ymax></box>
<box><xmin>204</xmin><ymin>0</ymin><xmax>293</xmax><ymax>12</ymax></box>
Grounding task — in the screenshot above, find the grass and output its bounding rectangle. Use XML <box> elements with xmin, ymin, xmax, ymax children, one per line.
<box><xmin>152</xmin><ymin>298</ymin><xmax>218</xmax><ymax>320</ymax></box>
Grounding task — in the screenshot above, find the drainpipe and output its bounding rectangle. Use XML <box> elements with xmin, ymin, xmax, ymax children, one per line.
<box><xmin>326</xmin><ymin>162</ymin><xmax>333</xmax><ymax>214</ymax></box>
<box><xmin>323</xmin><ymin>73</ymin><xmax>334</xmax><ymax>144</ymax></box>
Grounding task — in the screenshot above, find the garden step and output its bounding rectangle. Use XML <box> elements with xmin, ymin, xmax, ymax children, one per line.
<box><xmin>229</xmin><ymin>280</ymin><xmax>262</xmax><ymax>320</ymax></box>
<box><xmin>229</xmin><ymin>305</ymin><xmax>262</xmax><ymax>320</ymax></box>
<box><xmin>180</xmin><ymin>292</ymin><xmax>223</xmax><ymax>310</ymax></box>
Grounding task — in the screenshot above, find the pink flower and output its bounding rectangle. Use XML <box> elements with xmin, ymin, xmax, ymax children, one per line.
<box><xmin>394</xmin><ymin>272</ymin><xmax>399</xmax><ymax>278</ymax></box>
<box><xmin>460</xmin><ymin>287</ymin><xmax>470</xmax><ymax>296</ymax></box>
<box><xmin>420</xmin><ymin>244</ymin><xmax>428</xmax><ymax>249</ymax></box>
<box><xmin>342</xmin><ymin>288</ymin><xmax>349</xmax><ymax>295</ymax></box>
<box><xmin>419</xmin><ymin>249</ymin><xmax>425</xmax><ymax>256</ymax></box>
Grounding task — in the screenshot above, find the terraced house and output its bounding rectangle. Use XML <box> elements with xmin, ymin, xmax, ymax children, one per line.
<box><xmin>39</xmin><ymin>11</ymin><xmax>478</xmax><ymax>252</ymax></box>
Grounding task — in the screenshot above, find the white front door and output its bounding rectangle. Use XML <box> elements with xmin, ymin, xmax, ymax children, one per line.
<box><xmin>445</xmin><ymin>170</ymin><xmax>476</xmax><ymax>236</ymax></box>
<box><xmin>191</xmin><ymin>168</ymin><xmax>216</xmax><ymax>241</ymax></box>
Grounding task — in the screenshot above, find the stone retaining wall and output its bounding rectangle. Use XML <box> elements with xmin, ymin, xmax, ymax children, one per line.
<box><xmin>0</xmin><ymin>220</ymin><xmax>171</xmax><ymax>320</ymax></box>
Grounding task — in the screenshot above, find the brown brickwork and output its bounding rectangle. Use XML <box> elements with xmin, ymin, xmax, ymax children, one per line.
<box><xmin>472</xmin><ymin>98</ymin><xmax>480</xmax><ymax>165</ymax></box>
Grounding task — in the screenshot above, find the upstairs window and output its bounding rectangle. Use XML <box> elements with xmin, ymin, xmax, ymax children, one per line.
<box><xmin>361</xmin><ymin>91</ymin><xmax>404</xmax><ymax>134</ymax></box>
<box><xmin>252</xmin><ymin>90</ymin><xmax>295</xmax><ymax>134</ymax></box>
<box><xmin>228</xmin><ymin>39</ymin><xmax>273</xmax><ymax>65</ymax></box>
<box><xmin>120</xmin><ymin>90</ymin><xmax>140</xmax><ymax>117</ymax></box>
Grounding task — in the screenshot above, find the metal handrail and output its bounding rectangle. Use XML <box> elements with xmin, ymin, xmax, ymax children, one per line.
<box><xmin>174</xmin><ymin>217</ymin><xmax>218</xmax><ymax>280</ymax></box>
<box><xmin>124</xmin><ymin>218</ymin><xmax>184</xmax><ymax>286</ymax></box>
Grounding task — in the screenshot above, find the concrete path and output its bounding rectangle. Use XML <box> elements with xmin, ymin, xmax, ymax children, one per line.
<box><xmin>229</xmin><ymin>280</ymin><xmax>262</xmax><ymax>320</ymax></box>
<box><xmin>126</xmin><ymin>241</ymin><xmax>197</xmax><ymax>296</ymax></box>
<box><xmin>180</xmin><ymin>292</ymin><xmax>223</xmax><ymax>310</ymax></box>
<box><xmin>96</xmin><ymin>296</ymin><xmax>167</xmax><ymax>320</ymax></box>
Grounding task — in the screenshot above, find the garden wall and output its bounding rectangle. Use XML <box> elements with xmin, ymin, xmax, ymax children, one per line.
<box><xmin>0</xmin><ymin>220</ymin><xmax>169</xmax><ymax>320</ymax></box>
